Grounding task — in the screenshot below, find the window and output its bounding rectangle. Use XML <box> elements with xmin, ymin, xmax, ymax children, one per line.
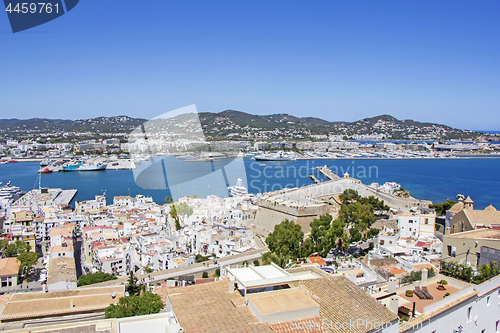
<box><xmin>487</xmin><ymin>296</ymin><xmax>490</xmax><ymax>305</ymax></box>
<box><xmin>497</xmin><ymin>320</ymin><xmax>500</xmax><ymax>332</ymax></box>
<box><xmin>425</xmin><ymin>218</ymin><xmax>429</xmax><ymax>224</ymax></box>
<box><xmin>467</xmin><ymin>306</ymin><xmax>472</xmax><ymax>320</ymax></box>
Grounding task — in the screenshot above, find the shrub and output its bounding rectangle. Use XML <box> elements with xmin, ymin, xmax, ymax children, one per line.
<box><xmin>405</xmin><ymin>290</ymin><xmax>414</xmax><ymax>297</ymax></box>
<box><xmin>202</xmin><ymin>272</ymin><xmax>208</xmax><ymax>278</ymax></box>
<box><xmin>78</xmin><ymin>272</ymin><xmax>117</xmax><ymax>286</ymax></box>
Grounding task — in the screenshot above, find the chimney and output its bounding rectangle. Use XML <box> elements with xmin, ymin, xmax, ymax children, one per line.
<box><xmin>421</xmin><ymin>269</ymin><xmax>428</xmax><ymax>284</ymax></box>
<box><xmin>388</xmin><ymin>277</ymin><xmax>397</xmax><ymax>293</ymax></box>
<box><xmin>445</xmin><ymin>227</ymin><xmax>451</xmax><ymax>235</ymax></box>
<box><xmin>69</xmin><ymin>298</ymin><xmax>74</xmax><ymax>308</ymax></box>
<box><xmin>389</xmin><ymin>295</ymin><xmax>399</xmax><ymax>314</ymax></box>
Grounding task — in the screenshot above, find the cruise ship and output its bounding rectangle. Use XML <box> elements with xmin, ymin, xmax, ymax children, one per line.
<box><xmin>227</xmin><ymin>178</ymin><xmax>248</xmax><ymax>197</ymax></box>
<box><xmin>252</xmin><ymin>151</ymin><xmax>296</xmax><ymax>161</ymax></box>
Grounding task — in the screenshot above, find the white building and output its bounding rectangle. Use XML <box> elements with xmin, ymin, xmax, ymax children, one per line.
<box><xmin>398</xmin><ymin>208</ymin><xmax>436</xmax><ymax>240</ymax></box>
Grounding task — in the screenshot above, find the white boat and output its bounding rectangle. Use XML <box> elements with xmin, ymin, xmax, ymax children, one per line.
<box><xmin>77</xmin><ymin>162</ymin><xmax>108</xmax><ymax>171</ymax></box>
<box><xmin>228</xmin><ymin>178</ymin><xmax>248</xmax><ymax>197</ymax></box>
<box><xmin>40</xmin><ymin>158</ymin><xmax>51</xmax><ymax>167</ymax></box>
<box><xmin>252</xmin><ymin>151</ymin><xmax>296</xmax><ymax>161</ymax></box>
<box><xmin>0</xmin><ymin>182</ymin><xmax>23</xmax><ymax>200</ymax></box>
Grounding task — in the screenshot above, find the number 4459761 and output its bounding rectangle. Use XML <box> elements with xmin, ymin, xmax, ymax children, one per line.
<box><xmin>5</xmin><ymin>2</ymin><xmax>59</xmax><ymax>14</ymax></box>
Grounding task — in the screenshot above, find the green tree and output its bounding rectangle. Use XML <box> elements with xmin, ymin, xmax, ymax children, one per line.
<box><xmin>265</xmin><ymin>219</ymin><xmax>304</xmax><ymax>262</ymax></box>
<box><xmin>309</xmin><ymin>214</ymin><xmax>333</xmax><ymax>257</ymax></box>
<box><xmin>16</xmin><ymin>251</ymin><xmax>38</xmax><ymax>275</ymax></box>
<box><xmin>176</xmin><ymin>202</ymin><xmax>194</xmax><ymax>217</ymax></box>
<box><xmin>78</xmin><ymin>272</ymin><xmax>117</xmax><ymax>286</ymax></box>
<box><xmin>104</xmin><ymin>292</ymin><xmax>164</xmax><ymax>318</ymax></box>
<box><xmin>339</xmin><ymin>189</ymin><xmax>360</xmax><ymax>204</ymax></box>
<box><xmin>429</xmin><ymin>200</ymin><xmax>457</xmax><ymax>216</ymax></box>
<box><xmin>262</xmin><ymin>252</ymin><xmax>289</xmax><ymax>268</ymax></box>
<box><xmin>214</xmin><ymin>268</ymin><xmax>221</xmax><ymax>278</ymax></box>
<box><xmin>169</xmin><ymin>204</ymin><xmax>182</xmax><ymax>231</ymax></box>
<box><xmin>4</xmin><ymin>241</ymin><xmax>30</xmax><ymax>257</ymax></box>
<box><xmin>164</xmin><ymin>196</ymin><xmax>174</xmax><ymax>204</ymax></box>
<box><xmin>125</xmin><ymin>271</ymin><xmax>142</xmax><ymax>296</ymax></box>
<box><xmin>144</xmin><ymin>265</ymin><xmax>154</xmax><ymax>274</ymax></box>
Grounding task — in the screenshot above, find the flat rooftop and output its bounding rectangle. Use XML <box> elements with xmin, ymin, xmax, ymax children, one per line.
<box><xmin>247</xmin><ymin>289</ymin><xmax>317</xmax><ymax>315</ymax></box>
<box><xmin>447</xmin><ymin>228</ymin><xmax>500</xmax><ymax>240</ymax></box>
<box><xmin>228</xmin><ymin>263</ymin><xmax>299</xmax><ymax>288</ymax></box>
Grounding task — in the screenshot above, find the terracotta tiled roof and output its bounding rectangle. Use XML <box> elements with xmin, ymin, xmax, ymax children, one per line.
<box><xmin>0</xmin><ymin>286</ymin><xmax>124</xmax><ymax>321</ymax></box>
<box><xmin>462</xmin><ymin>209</ymin><xmax>500</xmax><ymax>227</ymax></box>
<box><xmin>271</xmin><ymin>316</ymin><xmax>328</xmax><ymax>332</ymax></box>
<box><xmin>0</xmin><ymin>258</ymin><xmax>20</xmax><ymax>277</ymax></box>
<box><xmin>448</xmin><ymin>202</ymin><xmax>464</xmax><ymax>213</ymax></box>
<box><xmin>166</xmin><ymin>279</ymin><xmax>273</xmax><ymax>333</ymax></box>
<box><xmin>286</xmin><ymin>267</ymin><xmax>398</xmax><ymax>333</ymax></box>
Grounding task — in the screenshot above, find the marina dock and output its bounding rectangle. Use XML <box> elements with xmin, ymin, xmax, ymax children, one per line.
<box><xmin>14</xmin><ymin>188</ymin><xmax>78</xmax><ymax>208</ymax></box>
<box><xmin>319</xmin><ymin>166</ymin><xmax>341</xmax><ymax>180</ymax></box>
<box><xmin>54</xmin><ymin>189</ymin><xmax>78</xmax><ymax>206</ymax></box>
<box><xmin>309</xmin><ymin>175</ymin><xmax>321</xmax><ymax>184</ymax></box>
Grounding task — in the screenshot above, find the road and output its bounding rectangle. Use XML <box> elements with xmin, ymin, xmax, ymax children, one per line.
<box><xmin>74</xmin><ymin>239</ymin><xmax>83</xmax><ymax>279</ymax></box>
<box><xmin>81</xmin><ymin>247</ymin><xmax>267</xmax><ymax>288</ymax></box>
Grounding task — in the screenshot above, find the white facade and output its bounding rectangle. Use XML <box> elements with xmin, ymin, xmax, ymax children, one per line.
<box><xmin>402</xmin><ymin>275</ymin><xmax>500</xmax><ymax>333</ymax></box>
<box><xmin>398</xmin><ymin>210</ymin><xmax>436</xmax><ymax>239</ymax></box>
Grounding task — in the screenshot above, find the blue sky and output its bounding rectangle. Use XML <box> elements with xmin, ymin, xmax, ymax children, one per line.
<box><xmin>1</xmin><ymin>1</ymin><xmax>499</xmax><ymax>130</ymax></box>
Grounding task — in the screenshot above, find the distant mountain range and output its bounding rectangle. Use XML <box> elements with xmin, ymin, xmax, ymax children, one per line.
<box><xmin>0</xmin><ymin>111</ymin><xmax>490</xmax><ymax>141</ymax></box>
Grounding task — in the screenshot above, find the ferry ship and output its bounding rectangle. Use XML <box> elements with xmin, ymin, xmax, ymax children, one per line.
<box><xmin>62</xmin><ymin>162</ymin><xmax>107</xmax><ymax>171</ymax></box>
<box><xmin>227</xmin><ymin>178</ymin><xmax>248</xmax><ymax>197</ymax></box>
<box><xmin>252</xmin><ymin>151</ymin><xmax>296</xmax><ymax>161</ymax></box>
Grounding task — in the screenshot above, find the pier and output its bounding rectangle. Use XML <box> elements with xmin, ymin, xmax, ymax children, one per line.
<box><xmin>54</xmin><ymin>189</ymin><xmax>78</xmax><ymax>206</ymax></box>
<box><xmin>14</xmin><ymin>188</ymin><xmax>78</xmax><ymax>209</ymax></box>
<box><xmin>309</xmin><ymin>175</ymin><xmax>321</xmax><ymax>184</ymax></box>
<box><xmin>319</xmin><ymin>166</ymin><xmax>341</xmax><ymax>180</ymax></box>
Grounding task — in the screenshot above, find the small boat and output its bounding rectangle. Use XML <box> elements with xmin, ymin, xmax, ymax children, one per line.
<box><xmin>252</xmin><ymin>151</ymin><xmax>296</xmax><ymax>161</ymax></box>
<box><xmin>37</xmin><ymin>167</ymin><xmax>52</xmax><ymax>173</ymax></box>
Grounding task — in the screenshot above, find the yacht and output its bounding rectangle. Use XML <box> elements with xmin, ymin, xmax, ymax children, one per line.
<box><xmin>228</xmin><ymin>178</ymin><xmax>248</xmax><ymax>197</ymax></box>
<box><xmin>252</xmin><ymin>151</ymin><xmax>296</xmax><ymax>161</ymax></box>
<box><xmin>0</xmin><ymin>182</ymin><xmax>23</xmax><ymax>200</ymax></box>
<box><xmin>40</xmin><ymin>158</ymin><xmax>51</xmax><ymax>167</ymax></box>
